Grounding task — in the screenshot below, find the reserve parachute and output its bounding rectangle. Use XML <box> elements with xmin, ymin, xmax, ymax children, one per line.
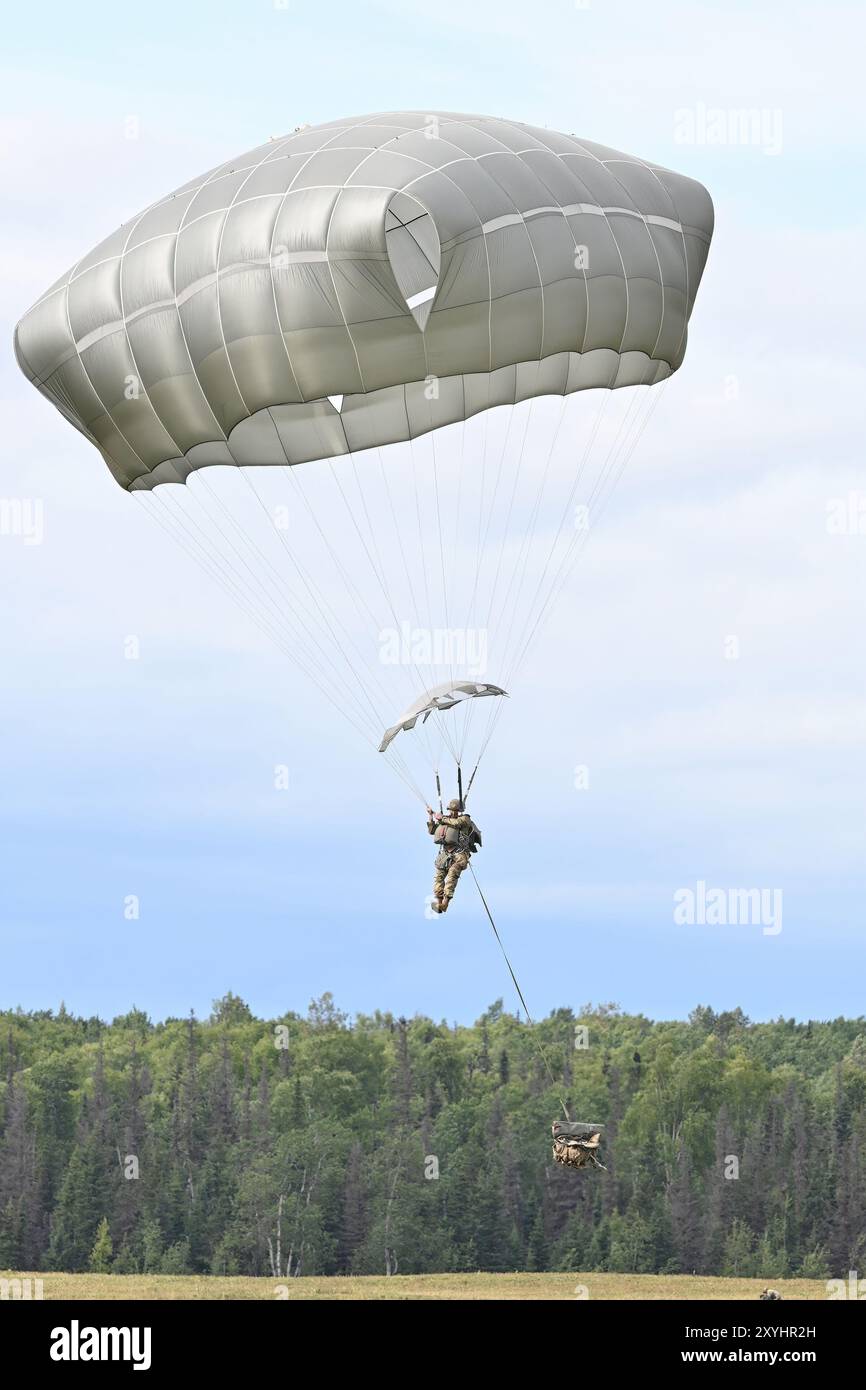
<box><xmin>14</xmin><ymin>110</ymin><xmax>713</xmax><ymax>803</ymax></box>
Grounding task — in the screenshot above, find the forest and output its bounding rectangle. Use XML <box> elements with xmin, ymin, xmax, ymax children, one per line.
<box><xmin>1</xmin><ymin>995</ymin><xmax>864</xmax><ymax>1279</ymax></box>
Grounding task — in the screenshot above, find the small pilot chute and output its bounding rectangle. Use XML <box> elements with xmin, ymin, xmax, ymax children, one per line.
<box><xmin>552</xmin><ymin>1120</ymin><xmax>605</xmax><ymax>1170</ymax></box>
<box><xmin>378</xmin><ymin>680</ymin><xmax>507</xmax><ymax>753</ymax></box>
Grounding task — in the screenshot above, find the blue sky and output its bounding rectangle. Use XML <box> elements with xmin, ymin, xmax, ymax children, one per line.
<box><xmin>2</xmin><ymin>0</ymin><xmax>865</xmax><ymax>1027</ymax></box>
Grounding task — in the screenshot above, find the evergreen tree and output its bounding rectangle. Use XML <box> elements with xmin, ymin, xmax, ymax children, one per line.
<box><xmin>89</xmin><ymin>1217</ymin><xmax>113</xmax><ymax>1273</ymax></box>
<box><xmin>340</xmin><ymin>1142</ymin><xmax>365</xmax><ymax>1272</ymax></box>
<box><xmin>47</xmin><ymin>1135</ymin><xmax>114</xmax><ymax>1272</ymax></box>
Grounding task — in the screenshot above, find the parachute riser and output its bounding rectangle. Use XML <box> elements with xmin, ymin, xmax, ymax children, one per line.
<box><xmin>463</xmin><ymin>762</ymin><xmax>479</xmax><ymax>807</ymax></box>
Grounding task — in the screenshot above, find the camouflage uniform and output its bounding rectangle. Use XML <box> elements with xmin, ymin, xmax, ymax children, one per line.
<box><xmin>433</xmin><ymin>845</ymin><xmax>470</xmax><ymax>903</ymax></box>
<box><xmin>427</xmin><ymin>803</ymin><xmax>480</xmax><ymax>909</ymax></box>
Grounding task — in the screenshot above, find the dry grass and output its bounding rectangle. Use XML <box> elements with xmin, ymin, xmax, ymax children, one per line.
<box><xmin>2</xmin><ymin>1271</ymin><xmax>830</xmax><ymax>1301</ymax></box>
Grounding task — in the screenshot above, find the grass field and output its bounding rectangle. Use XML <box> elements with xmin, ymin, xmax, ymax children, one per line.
<box><xmin>2</xmin><ymin>1271</ymin><xmax>830</xmax><ymax>1300</ymax></box>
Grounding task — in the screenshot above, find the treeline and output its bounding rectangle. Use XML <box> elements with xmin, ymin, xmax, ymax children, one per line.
<box><xmin>0</xmin><ymin>995</ymin><xmax>864</xmax><ymax>1278</ymax></box>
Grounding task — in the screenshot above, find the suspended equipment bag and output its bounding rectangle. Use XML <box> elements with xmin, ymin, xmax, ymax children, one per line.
<box><xmin>552</xmin><ymin>1120</ymin><xmax>605</xmax><ymax>1170</ymax></box>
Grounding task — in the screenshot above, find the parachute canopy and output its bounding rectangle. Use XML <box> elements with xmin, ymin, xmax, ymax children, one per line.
<box><xmin>379</xmin><ymin>679</ymin><xmax>507</xmax><ymax>752</ymax></box>
<box><xmin>13</xmin><ymin>112</ymin><xmax>713</xmax><ymax>806</ymax></box>
<box><xmin>13</xmin><ymin>111</ymin><xmax>713</xmax><ymax>492</ymax></box>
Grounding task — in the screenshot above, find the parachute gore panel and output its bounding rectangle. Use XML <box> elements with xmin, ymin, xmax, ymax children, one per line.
<box><xmin>14</xmin><ymin>111</ymin><xmax>714</xmax><ymax>490</ymax></box>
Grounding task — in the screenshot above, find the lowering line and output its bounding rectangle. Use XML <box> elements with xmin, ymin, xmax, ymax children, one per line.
<box><xmin>469</xmin><ymin>864</ymin><xmax>570</xmax><ymax>1122</ymax></box>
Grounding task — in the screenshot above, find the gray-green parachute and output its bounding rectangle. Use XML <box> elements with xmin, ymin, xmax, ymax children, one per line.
<box><xmin>14</xmin><ymin>111</ymin><xmax>713</xmax><ymax>800</ymax></box>
<box><xmin>379</xmin><ymin>680</ymin><xmax>508</xmax><ymax>753</ymax></box>
<box><xmin>14</xmin><ymin>111</ymin><xmax>712</xmax><ymax>489</ymax></box>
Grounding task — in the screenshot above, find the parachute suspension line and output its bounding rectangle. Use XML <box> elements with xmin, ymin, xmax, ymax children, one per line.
<box><xmin>454</xmin><ymin>394</ymin><xmax>492</xmax><ymax>767</ymax></box>
<box><xmin>457</xmin><ymin>386</ymin><xmax>537</xmax><ymax>766</ymax></box>
<box><xmin>450</xmin><ymin>420</ymin><xmax>472</xmax><ymax>760</ymax></box>
<box><xmin>472</xmin><ymin>386</ymin><xmax>652</xmax><ymax>769</ymax></box>
<box><xmin>457</xmin><ymin>690</ymin><xmax>477</xmax><ymax>769</ymax></box>
<box><xmin>346</xmin><ymin>447</ymin><xmax>416</xmax><ymax>690</ymax></box>
<box><xmin>376</xmin><ymin>446</ymin><xmax>425</xmax><ymax>665</ymax></box>
<box><xmin>508</xmin><ymin>382</ymin><xmax>666</xmax><ymax>684</ymax></box>
<box><xmin>455</xmin><ymin>394</ymin><xmax>526</xmax><ymax>766</ymax></box>
<box><xmin>152</xmin><ymin>488</ymin><xmax>428</xmax><ymax>807</ymax></box>
<box><xmin>323</xmin><ymin>452</ymin><xmax>440</xmax><ymax>758</ymax></box>
<box><xmin>480</xmin><ymin>391</ymin><xmax>537</xmax><ymax>637</ymax></box>
<box><xmin>429</xmin><ymin>426</ymin><xmax>454</xmax><ymax>690</ymax></box>
<box><xmin>451</xmin><ymin>413</ymin><xmax>467</xmax><ymax>605</ymax></box>
<box><xmin>325</xmin><ymin>458</ymin><xmax>396</xmax><ymax>624</ymax></box>
<box><xmin>469</xmin><ymin>865</ymin><xmax>570</xmax><ymax>1122</ymax></box>
<box><xmin>499</xmin><ymin>387</ymin><xmax>642</xmax><ymax>687</ymax></box>
<box><xmin>265</xmin><ymin>462</ymin><xmax>437</xmax><ymax>786</ymax></box>
<box><xmin>460</xmin><ymin>384</ymin><xmax>568</xmax><ymax>769</ymax></box>
<box><xmin>431</xmin><ymin>707</ymin><xmax>460</xmax><ymax>774</ymax></box>
<box><xmin>458</xmin><ymin>372</ymin><xmax>544</xmax><ymax>768</ymax></box>
<box><xmin>463</xmin><ymin>397</ymin><xmax>520</xmax><ymax>642</ymax></box>
<box><xmin>335</xmin><ymin>449</ymin><xmax>443</xmax><ymax>759</ymax></box>
<box><xmin>497</xmin><ymin>393</ymin><xmax>613</xmax><ymax>702</ymax></box>
<box><xmin>159</xmin><ymin>485</ymin><xmax>364</xmax><ymax>720</ymax></box>
<box><xmin>399</xmin><ymin>428</ymin><xmax>463</xmax><ymax>772</ymax></box>
<box><xmin>472</xmin><ymin>385</ymin><xmax>665</xmax><ymax>773</ymax></box>
<box><xmin>484</xmin><ymin>390</ymin><xmax>570</xmax><ymax>673</ymax></box>
<box><xmin>186</xmin><ymin>475</ymin><xmax>383</xmax><ymax>739</ymax></box>
<box><xmin>372</xmin><ymin>445</ymin><xmax>445</xmax><ymax>773</ymax></box>
<box><xmin>486</xmin><ymin>388</ymin><xmax>612</xmax><ymax>709</ymax></box>
<box><xmin>136</xmin><ymin>492</ymin><xmax>381</xmax><ymax>751</ymax></box>
<box><xmin>276</xmin><ymin>462</ymin><xmax>381</xmax><ymax>633</ymax></box>
<box><xmin>457</xmin><ymin>675</ymin><xmax>484</xmax><ymax>769</ymax></box>
<box><xmin>463</xmin><ymin>762</ymin><xmax>479</xmax><ymax>805</ymax></box>
<box><xmin>239</xmin><ymin>468</ymin><xmax>398</xmax><ymax>723</ymax></box>
<box><xmin>423</xmin><ymin>365</ymin><xmax>454</xmax><ymax>698</ymax></box>
<box><xmin>588</xmin><ymin>380</ymin><xmax>670</xmax><ymax>522</ymax></box>
<box><xmin>528</xmin><ymin>386</ymin><xmax>666</xmax><ymax>653</ymax></box>
<box><xmin>408</xmin><ymin>429</ymin><xmax>436</xmax><ymax>678</ymax></box>
<box><xmin>250</xmin><ymin>467</ymin><xmax>437</xmax><ymax>803</ymax></box>
<box><xmin>382</xmin><ymin>751</ymin><xmax>434</xmax><ymax>806</ymax></box>
<box><xmin>349</xmin><ymin>451</ymin><xmax>390</xmax><ymax>595</ymax></box>
<box><xmin>469</xmin><ymin>385</ymin><xmax>492</xmax><ymax>637</ymax></box>
<box><xmin>507</xmin><ymin>387</ymin><xmax>610</xmax><ymax>645</ymax></box>
<box><xmin>176</xmin><ymin>493</ymin><xmax>393</xmax><ymax>754</ymax></box>
<box><xmin>141</xmin><ymin>491</ymin><xmax>299</xmax><ymax>661</ymax></box>
<box><xmin>199</xmin><ymin>471</ymin><xmax>390</xmax><ymax>733</ymax></box>
<box><xmin>426</xmin><ymin>706</ymin><xmax>462</xmax><ymax>770</ymax></box>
